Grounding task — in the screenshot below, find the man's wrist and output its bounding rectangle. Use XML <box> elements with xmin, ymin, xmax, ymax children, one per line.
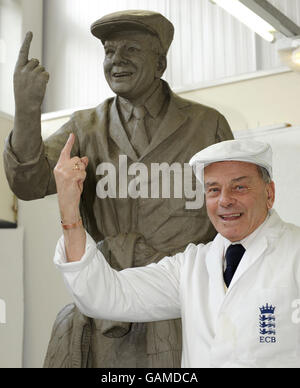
<box><xmin>15</xmin><ymin>105</ymin><xmax>42</xmax><ymax>118</ymax></box>
<box><xmin>61</xmin><ymin>218</ymin><xmax>82</xmax><ymax>230</ymax></box>
<box><xmin>60</xmin><ymin>207</ymin><xmax>81</xmax><ymax>225</ymax></box>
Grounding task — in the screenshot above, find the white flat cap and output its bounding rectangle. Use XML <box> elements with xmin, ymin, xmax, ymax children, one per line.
<box><xmin>189</xmin><ymin>139</ymin><xmax>273</xmax><ymax>179</ymax></box>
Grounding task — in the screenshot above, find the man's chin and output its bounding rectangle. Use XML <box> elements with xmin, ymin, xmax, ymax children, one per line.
<box><xmin>110</xmin><ymin>84</ymin><xmax>133</xmax><ymax>97</ymax></box>
<box><xmin>217</xmin><ymin>224</ymin><xmax>246</xmax><ymax>242</ymax></box>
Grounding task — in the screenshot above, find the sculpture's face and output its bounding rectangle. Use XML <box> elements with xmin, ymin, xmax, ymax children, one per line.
<box><xmin>103</xmin><ymin>31</ymin><xmax>163</xmax><ymax>102</ymax></box>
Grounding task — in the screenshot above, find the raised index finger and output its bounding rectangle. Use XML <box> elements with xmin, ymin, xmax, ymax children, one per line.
<box><xmin>59</xmin><ymin>133</ymin><xmax>76</xmax><ymax>162</ymax></box>
<box><xmin>16</xmin><ymin>31</ymin><xmax>33</xmax><ymax>68</ymax></box>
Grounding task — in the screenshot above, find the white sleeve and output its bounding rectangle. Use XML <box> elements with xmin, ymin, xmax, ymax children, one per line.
<box><xmin>54</xmin><ymin>232</ymin><xmax>185</xmax><ymax>322</ymax></box>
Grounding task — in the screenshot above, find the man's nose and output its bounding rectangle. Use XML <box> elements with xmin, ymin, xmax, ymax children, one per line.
<box><xmin>218</xmin><ymin>188</ymin><xmax>235</xmax><ymax>207</ymax></box>
<box><xmin>112</xmin><ymin>48</ymin><xmax>128</xmax><ymax>66</ymax></box>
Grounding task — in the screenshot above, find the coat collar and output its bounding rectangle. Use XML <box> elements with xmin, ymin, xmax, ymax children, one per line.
<box><xmin>108</xmin><ymin>80</ymin><xmax>190</xmax><ymax>161</ymax></box>
<box><xmin>117</xmin><ymin>80</ymin><xmax>166</xmax><ymax>121</ymax></box>
<box><xmin>138</xmin><ymin>82</ymin><xmax>189</xmax><ymax>159</ymax></box>
<box><xmin>205</xmin><ymin>210</ymin><xmax>284</xmax><ymax>321</ymax></box>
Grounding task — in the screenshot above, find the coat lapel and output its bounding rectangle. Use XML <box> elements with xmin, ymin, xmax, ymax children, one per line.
<box><xmin>139</xmin><ymin>90</ymin><xmax>189</xmax><ymax>159</ymax></box>
<box><xmin>109</xmin><ymin>98</ymin><xmax>139</xmax><ymax>161</ymax></box>
<box><xmin>205</xmin><ymin>234</ymin><xmax>226</xmax><ymax>324</ymax></box>
<box><xmin>227</xmin><ymin>237</ymin><xmax>268</xmax><ymax>291</ymax></box>
<box><xmin>225</xmin><ymin>210</ymin><xmax>284</xmax><ymax>293</ymax></box>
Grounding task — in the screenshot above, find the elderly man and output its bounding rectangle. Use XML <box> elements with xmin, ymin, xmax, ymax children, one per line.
<box><xmin>3</xmin><ymin>10</ymin><xmax>233</xmax><ymax>367</ymax></box>
<box><xmin>54</xmin><ymin>137</ymin><xmax>300</xmax><ymax>368</ymax></box>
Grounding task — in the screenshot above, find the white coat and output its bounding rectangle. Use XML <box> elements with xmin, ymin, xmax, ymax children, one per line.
<box><xmin>54</xmin><ymin>209</ymin><xmax>300</xmax><ymax>368</ymax></box>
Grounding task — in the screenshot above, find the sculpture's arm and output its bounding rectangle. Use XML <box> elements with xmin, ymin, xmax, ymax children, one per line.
<box><xmin>11</xmin><ymin>32</ymin><xmax>48</xmax><ymax>163</ymax></box>
<box><xmin>4</xmin><ymin>120</ymin><xmax>79</xmax><ymax>200</ymax></box>
<box><xmin>3</xmin><ymin>32</ymin><xmax>79</xmax><ymax>200</ymax></box>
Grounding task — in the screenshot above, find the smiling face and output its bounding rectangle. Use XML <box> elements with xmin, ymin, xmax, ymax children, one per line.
<box><xmin>103</xmin><ymin>30</ymin><xmax>165</xmax><ymax>103</ymax></box>
<box><xmin>204</xmin><ymin>161</ymin><xmax>275</xmax><ymax>242</ymax></box>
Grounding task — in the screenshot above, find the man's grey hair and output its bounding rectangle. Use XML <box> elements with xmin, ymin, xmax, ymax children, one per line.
<box><xmin>257</xmin><ymin>166</ymin><xmax>272</xmax><ymax>183</ymax></box>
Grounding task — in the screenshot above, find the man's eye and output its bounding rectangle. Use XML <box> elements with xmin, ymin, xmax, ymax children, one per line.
<box><xmin>234</xmin><ymin>185</ymin><xmax>247</xmax><ymax>191</ymax></box>
<box><xmin>127</xmin><ymin>46</ymin><xmax>140</xmax><ymax>53</ymax></box>
<box><xmin>105</xmin><ymin>48</ymin><xmax>114</xmax><ymax>56</ymax></box>
<box><xmin>206</xmin><ymin>187</ymin><xmax>220</xmax><ymax>195</ymax></box>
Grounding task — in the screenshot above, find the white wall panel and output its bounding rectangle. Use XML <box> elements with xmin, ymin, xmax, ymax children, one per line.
<box><xmin>42</xmin><ymin>0</ymin><xmax>300</xmax><ymax>113</ymax></box>
<box><xmin>235</xmin><ymin>125</ymin><xmax>300</xmax><ymax>227</ymax></box>
<box><xmin>0</xmin><ymin>228</ymin><xmax>24</xmax><ymax>368</ymax></box>
<box><xmin>0</xmin><ymin>0</ymin><xmax>43</xmax><ymax>116</ymax></box>
<box><xmin>0</xmin><ymin>0</ymin><xmax>22</xmax><ymax>115</ymax></box>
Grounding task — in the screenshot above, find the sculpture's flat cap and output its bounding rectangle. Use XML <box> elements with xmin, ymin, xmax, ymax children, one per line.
<box><xmin>189</xmin><ymin>139</ymin><xmax>273</xmax><ymax>179</ymax></box>
<box><xmin>91</xmin><ymin>10</ymin><xmax>174</xmax><ymax>54</ymax></box>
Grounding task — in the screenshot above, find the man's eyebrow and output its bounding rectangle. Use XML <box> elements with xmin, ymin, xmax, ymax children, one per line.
<box><xmin>104</xmin><ymin>41</ymin><xmax>116</xmax><ymax>48</ymax></box>
<box><xmin>204</xmin><ymin>181</ymin><xmax>219</xmax><ymax>189</ymax></box>
<box><xmin>231</xmin><ymin>176</ymin><xmax>249</xmax><ymax>183</ymax></box>
<box><xmin>204</xmin><ymin>176</ymin><xmax>250</xmax><ymax>189</ymax></box>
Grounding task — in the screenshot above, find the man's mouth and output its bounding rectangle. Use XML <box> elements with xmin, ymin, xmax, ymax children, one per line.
<box><xmin>219</xmin><ymin>213</ymin><xmax>243</xmax><ymax>221</ymax></box>
<box><xmin>112</xmin><ymin>72</ymin><xmax>133</xmax><ymax>78</ymax></box>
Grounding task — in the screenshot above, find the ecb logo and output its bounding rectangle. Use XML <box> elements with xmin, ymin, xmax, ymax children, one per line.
<box><xmin>259</xmin><ymin>303</ymin><xmax>276</xmax><ymax>343</ymax></box>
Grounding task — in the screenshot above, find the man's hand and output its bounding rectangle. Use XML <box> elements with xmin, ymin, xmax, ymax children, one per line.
<box><xmin>14</xmin><ymin>32</ymin><xmax>50</xmax><ymax>112</ymax></box>
<box><xmin>54</xmin><ymin>133</ymin><xmax>89</xmax><ymax>224</ymax></box>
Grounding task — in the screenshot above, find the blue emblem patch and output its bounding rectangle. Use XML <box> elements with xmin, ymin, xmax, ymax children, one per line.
<box><xmin>259</xmin><ymin>303</ymin><xmax>276</xmax><ymax>343</ymax></box>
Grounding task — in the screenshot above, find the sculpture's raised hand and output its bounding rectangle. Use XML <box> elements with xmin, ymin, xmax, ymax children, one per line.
<box><xmin>14</xmin><ymin>32</ymin><xmax>50</xmax><ymax>113</ymax></box>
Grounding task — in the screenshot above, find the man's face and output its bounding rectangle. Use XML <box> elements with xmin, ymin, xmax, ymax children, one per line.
<box><xmin>204</xmin><ymin>161</ymin><xmax>275</xmax><ymax>242</ymax></box>
<box><xmin>103</xmin><ymin>31</ymin><xmax>162</xmax><ymax>102</ymax></box>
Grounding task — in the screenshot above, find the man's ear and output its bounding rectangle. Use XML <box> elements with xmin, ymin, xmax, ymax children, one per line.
<box><xmin>155</xmin><ymin>55</ymin><xmax>167</xmax><ymax>78</ymax></box>
<box><xmin>266</xmin><ymin>181</ymin><xmax>275</xmax><ymax>209</ymax></box>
